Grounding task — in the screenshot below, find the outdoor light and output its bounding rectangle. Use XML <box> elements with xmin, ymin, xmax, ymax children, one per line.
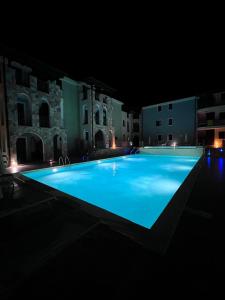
<box><xmin>49</xmin><ymin>159</ymin><xmax>53</xmax><ymax>166</ymax></box>
<box><xmin>219</xmin><ymin>148</ymin><xmax>224</xmax><ymax>152</ymax></box>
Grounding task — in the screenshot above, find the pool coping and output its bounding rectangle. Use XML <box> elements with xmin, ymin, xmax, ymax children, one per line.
<box><xmin>16</xmin><ymin>154</ymin><xmax>204</xmax><ymax>255</ymax></box>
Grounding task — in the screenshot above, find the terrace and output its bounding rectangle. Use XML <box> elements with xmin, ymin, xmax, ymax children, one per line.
<box><xmin>0</xmin><ymin>150</ymin><xmax>225</xmax><ymax>298</ymax></box>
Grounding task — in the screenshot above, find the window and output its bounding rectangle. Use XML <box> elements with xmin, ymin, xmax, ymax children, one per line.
<box><xmin>83</xmin><ymin>106</ymin><xmax>88</xmax><ymax>124</ymax></box>
<box><xmin>133</xmin><ymin>123</ymin><xmax>139</xmax><ymax>132</ymax></box>
<box><xmin>103</xmin><ymin>97</ymin><xmax>107</xmax><ymax>104</ymax></box>
<box><xmin>85</xmin><ymin>131</ymin><xmax>89</xmax><ymax>141</ymax></box>
<box><xmin>219</xmin><ymin>112</ymin><xmax>225</xmax><ymax>119</ymax></box>
<box><xmin>168</xmin><ymin>134</ymin><xmax>173</xmax><ymax>141</ymax></box>
<box><xmin>123</xmin><ymin>134</ymin><xmax>126</xmax><ymax>141</ymax></box>
<box><xmin>169</xmin><ymin>103</ymin><xmax>173</xmax><ymax>110</ymax></box>
<box><xmin>37</xmin><ymin>79</ymin><xmax>49</xmax><ymax>93</ymax></box>
<box><xmin>17</xmin><ymin>103</ymin><xmax>25</xmax><ymax>125</ymax></box>
<box><xmin>158</xmin><ymin>105</ymin><xmax>162</xmax><ymax>112</ymax></box>
<box><xmin>39</xmin><ymin>102</ymin><xmax>50</xmax><ymax>127</ymax></box>
<box><xmin>157</xmin><ymin>135</ymin><xmax>162</xmax><ymax>141</ymax></box>
<box><xmin>219</xmin><ymin>131</ymin><xmax>225</xmax><ymax>139</ymax></box>
<box><xmin>168</xmin><ymin>118</ymin><xmax>173</xmax><ymax>125</ymax></box>
<box><xmin>83</xmin><ymin>86</ymin><xmax>88</xmax><ymax>100</ymax></box>
<box><xmin>123</xmin><ymin>120</ymin><xmax>125</xmax><ymax>126</ymax></box>
<box><xmin>221</xmin><ymin>93</ymin><xmax>225</xmax><ymax>101</ymax></box>
<box><xmin>127</xmin><ymin>121</ymin><xmax>129</xmax><ymax>132</ymax></box>
<box><xmin>15</xmin><ymin>68</ymin><xmax>22</xmax><ymax>85</ymax></box>
<box><xmin>95</xmin><ymin>107</ymin><xmax>100</xmax><ymax>124</ymax></box>
<box><xmin>156</xmin><ymin>120</ymin><xmax>161</xmax><ymax>126</ymax></box>
<box><xmin>95</xmin><ymin>91</ymin><xmax>99</xmax><ymax>100</ymax></box>
<box><xmin>103</xmin><ymin>108</ymin><xmax>107</xmax><ymax>126</ymax></box>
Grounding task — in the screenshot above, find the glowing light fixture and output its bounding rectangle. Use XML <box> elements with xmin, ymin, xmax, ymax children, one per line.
<box><xmin>214</xmin><ymin>139</ymin><xmax>222</xmax><ymax>148</ymax></box>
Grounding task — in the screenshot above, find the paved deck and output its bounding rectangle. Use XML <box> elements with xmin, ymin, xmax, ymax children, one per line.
<box><xmin>0</xmin><ymin>156</ymin><xmax>224</xmax><ymax>298</ymax></box>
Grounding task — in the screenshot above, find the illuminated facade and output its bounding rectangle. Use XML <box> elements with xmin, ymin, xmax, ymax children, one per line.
<box><xmin>0</xmin><ymin>56</ymin><xmax>137</xmax><ymax>167</ymax></box>
<box><xmin>142</xmin><ymin>97</ymin><xmax>198</xmax><ymax>146</ymax></box>
<box><xmin>197</xmin><ymin>92</ymin><xmax>225</xmax><ymax>147</ymax></box>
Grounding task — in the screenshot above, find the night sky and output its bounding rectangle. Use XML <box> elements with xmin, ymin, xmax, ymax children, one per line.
<box><xmin>1</xmin><ymin>9</ymin><xmax>225</xmax><ymax>112</ymax></box>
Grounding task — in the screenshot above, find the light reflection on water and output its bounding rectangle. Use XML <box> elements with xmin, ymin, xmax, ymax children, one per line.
<box><xmin>22</xmin><ymin>154</ymin><xmax>199</xmax><ymax>229</ymax></box>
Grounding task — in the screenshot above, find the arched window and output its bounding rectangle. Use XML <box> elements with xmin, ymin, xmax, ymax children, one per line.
<box><xmin>16</xmin><ymin>94</ymin><xmax>32</xmax><ymax>126</ymax></box>
<box><xmin>95</xmin><ymin>106</ymin><xmax>100</xmax><ymax>124</ymax></box>
<box><xmin>83</xmin><ymin>105</ymin><xmax>88</xmax><ymax>124</ymax></box>
<box><xmin>39</xmin><ymin>101</ymin><xmax>50</xmax><ymax>127</ymax></box>
<box><xmin>103</xmin><ymin>108</ymin><xmax>107</xmax><ymax>126</ymax></box>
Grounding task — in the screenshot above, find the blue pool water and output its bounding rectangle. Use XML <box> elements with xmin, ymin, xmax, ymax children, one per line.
<box><xmin>22</xmin><ymin>154</ymin><xmax>200</xmax><ymax>229</ymax></box>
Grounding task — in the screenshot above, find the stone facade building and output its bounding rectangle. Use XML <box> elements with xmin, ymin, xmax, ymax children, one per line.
<box><xmin>0</xmin><ymin>56</ymin><xmax>66</xmax><ymax>166</ymax></box>
<box><xmin>0</xmin><ymin>55</ymin><xmax>139</xmax><ymax>167</ymax></box>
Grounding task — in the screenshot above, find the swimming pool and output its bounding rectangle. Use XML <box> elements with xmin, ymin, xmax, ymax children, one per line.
<box><xmin>22</xmin><ymin>154</ymin><xmax>201</xmax><ymax>229</ymax></box>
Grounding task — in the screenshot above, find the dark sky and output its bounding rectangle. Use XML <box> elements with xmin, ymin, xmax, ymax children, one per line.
<box><xmin>1</xmin><ymin>8</ymin><xmax>225</xmax><ymax>112</ymax></box>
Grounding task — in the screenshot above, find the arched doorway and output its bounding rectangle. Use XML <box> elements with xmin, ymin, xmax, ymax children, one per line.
<box><xmin>39</xmin><ymin>101</ymin><xmax>50</xmax><ymax>127</ymax></box>
<box><xmin>53</xmin><ymin>135</ymin><xmax>62</xmax><ymax>160</ymax></box>
<box><xmin>133</xmin><ymin>135</ymin><xmax>139</xmax><ymax>147</ymax></box>
<box><xmin>95</xmin><ymin>130</ymin><xmax>105</xmax><ymax>149</ymax></box>
<box><xmin>16</xmin><ymin>133</ymin><xmax>43</xmax><ymax>164</ymax></box>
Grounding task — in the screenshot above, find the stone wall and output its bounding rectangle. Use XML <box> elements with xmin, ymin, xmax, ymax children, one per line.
<box><xmin>6</xmin><ymin>62</ymin><xmax>67</xmax><ymax>164</ymax></box>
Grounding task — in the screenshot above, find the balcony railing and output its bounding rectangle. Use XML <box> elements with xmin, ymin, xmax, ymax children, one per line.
<box><xmin>198</xmin><ymin>119</ymin><xmax>225</xmax><ymax>127</ymax></box>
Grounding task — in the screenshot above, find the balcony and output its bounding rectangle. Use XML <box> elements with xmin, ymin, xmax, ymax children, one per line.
<box><xmin>198</xmin><ymin>119</ymin><xmax>225</xmax><ymax>128</ymax></box>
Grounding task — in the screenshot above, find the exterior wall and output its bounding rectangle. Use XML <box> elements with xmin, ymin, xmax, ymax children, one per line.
<box><xmin>142</xmin><ymin>97</ymin><xmax>197</xmax><ymax>146</ymax></box>
<box><xmin>79</xmin><ymin>83</ymin><xmax>116</xmax><ymax>149</ymax></box>
<box><xmin>197</xmin><ymin>102</ymin><xmax>225</xmax><ymax>147</ymax></box>
<box><xmin>111</xmin><ymin>99</ymin><xmax>123</xmax><ymax>145</ymax></box>
<box><xmin>5</xmin><ymin>60</ymin><xmax>66</xmax><ymax>165</ymax></box>
<box><xmin>0</xmin><ymin>57</ymin><xmax>9</xmax><ymax>167</ymax></box>
<box><xmin>61</xmin><ymin>77</ymin><xmax>80</xmax><ymax>156</ymax></box>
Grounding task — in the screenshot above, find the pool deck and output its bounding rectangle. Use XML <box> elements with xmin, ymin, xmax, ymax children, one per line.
<box><xmin>0</xmin><ymin>156</ymin><xmax>225</xmax><ymax>298</ymax></box>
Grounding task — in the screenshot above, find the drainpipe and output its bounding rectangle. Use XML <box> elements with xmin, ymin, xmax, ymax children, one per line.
<box><xmin>2</xmin><ymin>56</ymin><xmax>11</xmax><ymax>166</ymax></box>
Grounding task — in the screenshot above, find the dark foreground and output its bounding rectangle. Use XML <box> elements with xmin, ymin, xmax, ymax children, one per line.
<box><xmin>0</xmin><ymin>156</ymin><xmax>225</xmax><ymax>298</ymax></box>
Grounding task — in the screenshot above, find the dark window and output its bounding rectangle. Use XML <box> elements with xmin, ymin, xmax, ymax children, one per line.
<box><xmin>219</xmin><ymin>131</ymin><xmax>225</xmax><ymax>139</ymax></box>
<box><xmin>219</xmin><ymin>112</ymin><xmax>225</xmax><ymax>119</ymax></box>
<box><xmin>123</xmin><ymin>120</ymin><xmax>125</xmax><ymax>126</ymax></box>
<box><xmin>169</xmin><ymin>103</ymin><xmax>173</xmax><ymax>110</ymax></box>
<box><xmin>39</xmin><ymin>102</ymin><xmax>50</xmax><ymax>127</ymax></box>
<box><xmin>83</xmin><ymin>86</ymin><xmax>88</xmax><ymax>99</ymax></box>
<box><xmin>15</xmin><ymin>68</ymin><xmax>22</xmax><ymax>85</ymax></box>
<box><xmin>85</xmin><ymin>131</ymin><xmax>89</xmax><ymax>141</ymax></box>
<box><xmin>206</xmin><ymin>112</ymin><xmax>215</xmax><ymax>120</ymax></box>
<box><xmin>168</xmin><ymin>118</ymin><xmax>173</xmax><ymax>125</ymax></box>
<box><xmin>158</xmin><ymin>135</ymin><xmax>162</xmax><ymax>141</ymax></box>
<box><xmin>133</xmin><ymin>123</ymin><xmax>139</xmax><ymax>132</ymax></box>
<box><xmin>123</xmin><ymin>134</ymin><xmax>126</xmax><ymax>141</ymax></box>
<box><xmin>127</xmin><ymin>121</ymin><xmax>129</xmax><ymax>132</ymax></box>
<box><xmin>17</xmin><ymin>103</ymin><xmax>25</xmax><ymax>125</ymax></box>
<box><xmin>156</xmin><ymin>120</ymin><xmax>161</xmax><ymax>126</ymax></box>
<box><xmin>221</xmin><ymin>93</ymin><xmax>225</xmax><ymax>101</ymax></box>
<box><xmin>95</xmin><ymin>91</ymin><xmax>99</xmax><ymax>100</ymax></box>
<box><xmin>37</xmin><ymin>79</ymin><xmax>49</xmax><ymax>93</ymax></box>
<box><xmin>15</xmin><ymin>69</ymin><xmax>30</xmax><ymax>87</ymax></box>
<box><xmin>168</xmin><ymin>134</ymin><xmax>173</xmax><ymax>141</ymax></box>
<box><xmin>158</xmin><ymin>105</ymin><xmax>162</xmax><ymax>112</ymax></box>
<box><xmin>103</xmin><ymin>109</ymin><xmax>107</xmax><ymax>126</ymax></box>
<box><xmin>95</xmin><ymin>109</ymin><xmax>100</xmax><ymax>124</ymax></box>
<box><xmin>84</xmin><ymin>108</ymin><xmax>88</xmax><ymax>124</ymax></box>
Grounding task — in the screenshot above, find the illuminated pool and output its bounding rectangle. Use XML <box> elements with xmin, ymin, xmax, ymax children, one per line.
<box><xmin>22</xmin><ymin>154</ymin><xmax>200</xmax><ymax>229</ymax></box>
